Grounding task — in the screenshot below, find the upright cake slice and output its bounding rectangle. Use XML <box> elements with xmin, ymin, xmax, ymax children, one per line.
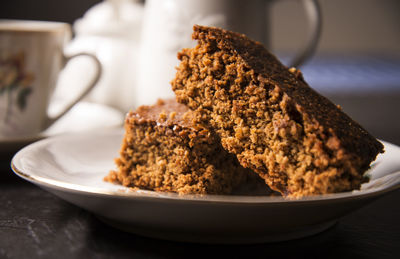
<box><xmin>171</xmin><ymin>25</ymin><xmax>384</xmax><ymax>197</ymax></box>
<box><xmin>106</xmin><ymin>99</ymin><xmax>270</xmax><ymax>195</ymax></box>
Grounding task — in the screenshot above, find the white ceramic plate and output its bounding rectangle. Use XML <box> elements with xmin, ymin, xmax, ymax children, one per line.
<box><xmin>0</xmin><ymin>101</ymin><xmax>124</xmax><ymax>154</ymax></box>
<box><xmin>11</xmin><ymin>129</ymin><xmax>400</xmax><ymax>244</ymax></box>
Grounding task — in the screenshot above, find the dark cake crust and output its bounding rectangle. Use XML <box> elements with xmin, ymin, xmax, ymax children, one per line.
<box><xmin>171</xmin><ymin>25</ymin><xmax>384</xmax><ymax>197</ymax></box>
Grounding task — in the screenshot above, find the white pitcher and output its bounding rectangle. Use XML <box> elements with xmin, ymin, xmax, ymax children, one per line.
<box><xmin>62</xmin><ymin>0</ymin><xmax>321</xmax><ymax>111</ymax></box>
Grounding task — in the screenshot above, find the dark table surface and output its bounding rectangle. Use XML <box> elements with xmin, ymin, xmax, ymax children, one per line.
<box><xmin>1</xmin><ymin>153</ymin><xmax>400</xmax><ymax>259</ymax></box>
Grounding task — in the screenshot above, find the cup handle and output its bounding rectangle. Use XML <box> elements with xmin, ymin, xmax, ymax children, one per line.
<box><xmin>44</xmin><ymin>52</ymin><xmax>102</xmax><ymax>128</ymax></box>
<box><xmin>283</xmin><ymin>0</ymin><xmax>322</xmax><ymax>68</ymax></box>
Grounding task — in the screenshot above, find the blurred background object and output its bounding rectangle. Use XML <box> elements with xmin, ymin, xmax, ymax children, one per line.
<box><xmin>54</xmin><ymin>0</ymin><xmax>144</xmax><ymax>112</ymax></box>
<box><xmin>1</xmin><ymin>0</ymin><xmax>399</xmax><ymax>144</ymax></box>
<box><xmin>271</xmin><ymin>0</ymin><xmax>400</xmax><ymax>55</ymax></box>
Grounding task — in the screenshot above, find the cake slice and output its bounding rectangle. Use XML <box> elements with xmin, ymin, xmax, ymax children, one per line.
<box><xmin>171</xmin><ymin>25</ymin><xmax>384</xmax><ymax>197</ymax></box>
<box><xmin>106</xmin><ymin>99</ymin><xmax>271</xmax><ymax>195</ymax></box>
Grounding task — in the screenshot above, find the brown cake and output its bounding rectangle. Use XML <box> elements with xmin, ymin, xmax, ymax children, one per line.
<box><xmin>171</xmin><ymin>25</ymin><xmax>384</xmax><ymax>197</ymax></box>
<box><xmin>106</xmin><ymin>99</ymin><xmax>271</xmax><ymax>195</ymax></box>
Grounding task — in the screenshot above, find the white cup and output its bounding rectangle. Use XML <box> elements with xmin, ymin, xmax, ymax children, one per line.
<box><xmin>135</xmin><ymin>0</ymin><xmax>321</xmax><ymax>107</ymax></box>
<box><xmin>0</xmin><ymin>20</ymin><xmax>102</xmax><ymax>139</ymax></box>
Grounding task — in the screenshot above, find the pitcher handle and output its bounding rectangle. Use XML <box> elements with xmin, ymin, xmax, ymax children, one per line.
<box><xmin>285</xmin><ymin>0</ymin><xmax>322</xmax><ymax>68</ymax></box>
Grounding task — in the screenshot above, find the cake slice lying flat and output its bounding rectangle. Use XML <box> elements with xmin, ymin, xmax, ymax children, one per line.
<box><xmin>171</xmin><ymin>25</ymin><xmax>384</xmax><ymax>197</ymax></box>
<box><xmin>106</xmin><ymin>99</ymin><xmax>271</xmax><ymax>195</ymax></box>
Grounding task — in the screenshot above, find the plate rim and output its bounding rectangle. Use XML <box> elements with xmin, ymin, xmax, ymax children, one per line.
<box><xmin>10</xmin><ymin>129</ymin><xmax>400</xmax><ymax>205</ymax></box>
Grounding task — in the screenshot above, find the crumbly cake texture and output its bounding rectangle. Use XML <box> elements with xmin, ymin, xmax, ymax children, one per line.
<box><xmin>171</xmin><ymin>25</ymin><xmax>384</xmax><ymax>197</ymax></box>
<box><xmin>105</xmin><ymin>99</ymin><xmax>272</xmax><ymax>195</ymax></box>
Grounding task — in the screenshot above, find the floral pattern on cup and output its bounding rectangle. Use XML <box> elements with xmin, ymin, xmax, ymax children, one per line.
<box><xmin>0</xmin><ymin>51</ymin><xmax>34</xmax><ymax>123</ymax></box>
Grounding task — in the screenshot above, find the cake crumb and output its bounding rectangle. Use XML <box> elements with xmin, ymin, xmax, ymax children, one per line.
<box><xmin>158</xmin><ymin>110</ymin><xmax>167</xmax><ymax>121</ymax></box>
<box><xmin>169</xmin><ymin>111</ymin><xmax>177</xmax><ymax>120</ymax></box>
